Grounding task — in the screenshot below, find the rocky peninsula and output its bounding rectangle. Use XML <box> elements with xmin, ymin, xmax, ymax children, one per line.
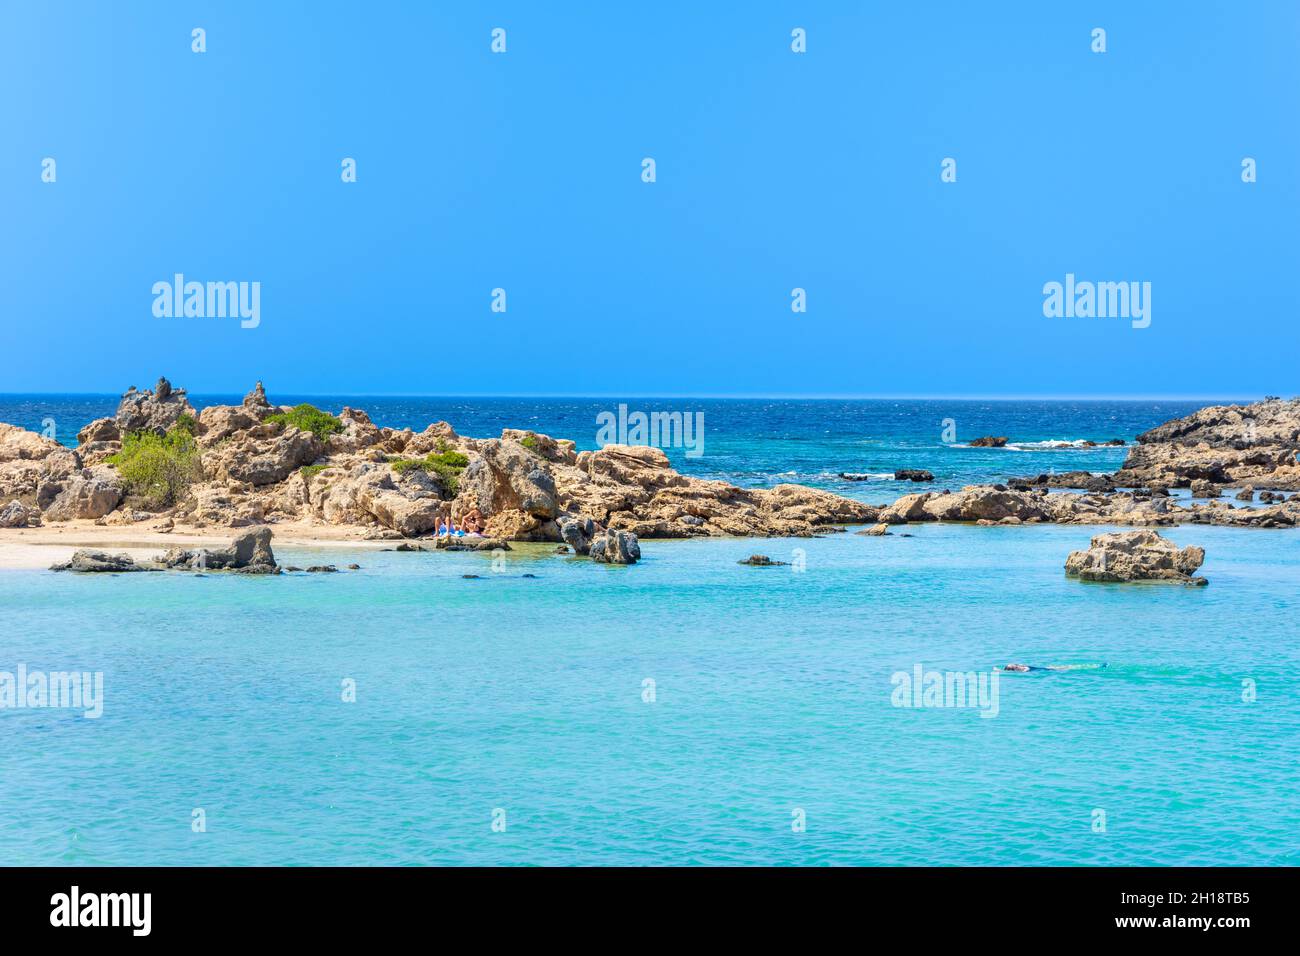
<box><xmin>0</xmin><ymin>379</ymin><xmax>874</xmax><ymax>555</ymax></box>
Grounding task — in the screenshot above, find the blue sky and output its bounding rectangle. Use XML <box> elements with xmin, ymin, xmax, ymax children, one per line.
<box><xmin>2</xmin><ymin>1</ymin><xmax>1297</xmax><ymax>397</ymax></box>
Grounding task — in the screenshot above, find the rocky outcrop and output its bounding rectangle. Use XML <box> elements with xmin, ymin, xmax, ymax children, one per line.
<box><xmin>874</xmin><ymin>482</ymin><xmax>1300</xmax><ymax>530</ymax></box>
<box><xmin>156</xmin><ymin>527</ymin><xmax>278</xmax><ymax>573</ymax></box>
<box><xmin>1009</xmin><ymin>471</ymin><xmax>1116</xmax><ymax>493</ymax></box>
<box><xmin>50</xmin><ymin>550</ymin><xmax>148</xmax><ymax>573</ymax></box>
<box><xmin>894</xmin><ymin>469</ymin><xmax>934</xmax><ymax>482</ymax></box>
<box><xmin>969</xmin><ymin>436</ymin><xmax>1008</xmax><ymax>447</ymax></box>
<box><xmin>1064</xmin><ymin>530</ymin><xmax>1208</xmax><ymax>585</ymax></box>
<box><xmin>12</xmin><ymin>382</ymin><xmax>1300</xmax><ymax>545</ymax></box>
<box><xmin>0</xmin><ymin>423</ymin><xmax>82</xmax><ymax>506</ymax></box>
<box><xmin>1115</xmin><ymin>397</ymin><xmax>1300</xmax><ymax>490</ymax></box>
<box><xmin>0</xmin><ymin>500</ymin><xmax>41</xmax><ymax>528</ymax></box>
<box><xmin>589</xmin><ymin>529</ymin><xmax>641</xmax><ymax>564</ymax></box>
<box><xmin>42</xmin><ymin>468</ymin><xmax>123</xmax><ymax>521</ymax></box>
<box><xmin>114</xmin><ymin>377</ymin><xmax>197</xmax><ymax>436</ymax></box>
<box><xmin>1190</xmin><ymin>479</ymin><xmax>1221</xmax><ymax>498</ymax></box>
<box><xmin>738</xmin><ymin>554</ymin><xmax>788</xmax><ymax>565</ymax></box>
<box><xmin>202</xmin><ymin>423</ymin><xmax>323</xmax><ymax>487</ymax></box>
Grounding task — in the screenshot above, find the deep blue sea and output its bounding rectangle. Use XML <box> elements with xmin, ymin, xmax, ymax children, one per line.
<box><xmin>2</xmin><ymin>396</ymin><xmax>1297</xmax><ymax>865</ymax></box>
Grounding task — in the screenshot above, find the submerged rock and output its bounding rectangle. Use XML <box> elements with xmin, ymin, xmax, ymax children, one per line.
<box><xmin>1064</xmin><ymin>530</ymin><xmax>1207</xmax><ymax>585</ymax></box>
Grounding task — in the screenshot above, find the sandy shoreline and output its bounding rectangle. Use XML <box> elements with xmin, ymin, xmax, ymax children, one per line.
<box><xmin>0</xmin><ymin>520</ymin><xmax>394</xmax><ymax>570</ymax></box>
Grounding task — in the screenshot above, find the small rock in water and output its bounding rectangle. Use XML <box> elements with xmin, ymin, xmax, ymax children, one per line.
<box><xmin>857</xmin><ymin>523</ymin><xmax>891</xmax><ymax>536</ymax></box>
<box><xmin>347</xmin><ymin>563</ymin><xmax>361</xmax><ymax>569</ymax></box>
<box><xmin>589</xmin><ymin>530</ymin><xmax>641</xmax><ymax>565</ymax></box>
<box><xmin>1064</xmin><ymin>530</ymin><xmax>1207</xmax><ymax>585</ymax></box>
<box><xmin>738</xmin><ymin>554</ymin><xmax>788</xmax><ymax>566</ymax></box>
<box><xmin>305</xmin><ymin>565</ymin><xmax>338</xmax><ymax>573</ymax></box>
<box><xmin>50</xmin><ymin>549</ymin><xmax>146</xmax><ymax>573</ymax></box>
<box><xmin>893</xmin><ymin>469</ymin><xmax>934</xmax><ymax>482</ymax></box>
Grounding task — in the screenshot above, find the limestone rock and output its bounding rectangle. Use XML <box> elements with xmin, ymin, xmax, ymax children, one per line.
<box><xmin>115</xmin><ymin>377</ymin><xmax>197</xmax><ymax>436</ymax></box>
<box><xmin>0</xmin><ymin>500</ymin><xmax>41</xmax><ymax>528</ymax></box>
<box><xmin>50</xmin><ymin>550</ymin><xmax>147</xmax><ymax>573</ymax></box>
<box><xmin>1115</xmin><ymin>397</ymin><xmax>1300</xmax><ymax>490</ymax></box>
<box><xmin>589</xmin><ymin>529</ymin><xmax>641</xmax><ymax>564</ymax></box>
<box><xmin>1064</xmin><ymin>530</ymin><xmax>1207</xmax><ymax>585</ymax></box>
<box><xmin>43</xmin><ymin>469</ymin><xmax>123</xmax><ymax>521</ymax></box>
<box><xmin>156</xmin><ymin>526</ymin><xmax>277</xmax><ymax>572</ymax></box>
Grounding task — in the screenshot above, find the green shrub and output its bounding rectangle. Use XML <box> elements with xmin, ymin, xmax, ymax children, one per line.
<box><xmin>300</xmin><ymin>464</ymin><xmax>329</xmax><ymax>479</ymax></box>
<box><xmin>520</xmin><ymin>434</ymin><xmax>538</xmax><ymax>450</ymax></box>
<box><xmin>107</xmin><ymin>426</ymin><xmax>204</xmax><ymax>508</ymax></box>
<box><xmin>389</xmin><ymin>450</ymin><xmax>469</xmax><ymax>494</ymax></box>
<box><xmin>265</xmin><ymin>403</ymin><xmax>343</xmax><ymax>441</ymax></box>
<box><xmin>173</xmin><ymin>412</ymin><xmax>198</xmax><ymax>436</ymax></box>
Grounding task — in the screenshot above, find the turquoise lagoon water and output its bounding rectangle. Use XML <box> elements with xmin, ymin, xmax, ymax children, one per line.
<box><xmin>1</xmin><ymin>398</ymin><xmax>1297</xmax><ymax>865</ymax></box>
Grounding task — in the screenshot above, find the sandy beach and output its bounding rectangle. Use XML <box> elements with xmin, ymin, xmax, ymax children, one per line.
<box><xmin>0</xmin><ymin>520</ymin><xmax>391</xmax><ymax>570</ymax></box>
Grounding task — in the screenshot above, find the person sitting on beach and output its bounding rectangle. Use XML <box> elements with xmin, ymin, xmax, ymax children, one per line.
<box><xmin>461</xmin><ymin>507</ymin><xmax>486</xmax><ymax>535</ymax></box>
<box><xmin>437</xmin><ymin>507</ymin><xmax>462</xmax><ymax>537</ymax></box>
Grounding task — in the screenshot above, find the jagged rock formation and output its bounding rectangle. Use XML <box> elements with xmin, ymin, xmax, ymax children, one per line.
<box><xmin>1064</xmin><ymin>530</ymin><xmax>1208</xmax><ymax>585</ymax></box>
<box><xmin>1115</xmin><ymin>397</ymin><xmax>1300</xmax><ymax>490</ymax></box>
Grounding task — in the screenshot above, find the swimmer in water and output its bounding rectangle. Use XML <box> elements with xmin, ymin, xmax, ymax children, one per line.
<box><xmin>1000</xmin><ymin>663</ymin><xmax>1108</xmax><ymax>673</ymax></box>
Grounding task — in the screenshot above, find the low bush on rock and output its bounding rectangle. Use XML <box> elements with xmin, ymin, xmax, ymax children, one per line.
<box><xmin>389</xmin><ymin>449</ymin><xmax>469</xmax><ymax>493</ymax></box>
<box><xmin>107</xmin><ymin>425</ymin><xmax>204</xmax><ymax>508</ymax></box>
<box><xmin>265</xmin><ymin>403</ymin><xmax>343</xmax><ymax>441</ymax></box>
